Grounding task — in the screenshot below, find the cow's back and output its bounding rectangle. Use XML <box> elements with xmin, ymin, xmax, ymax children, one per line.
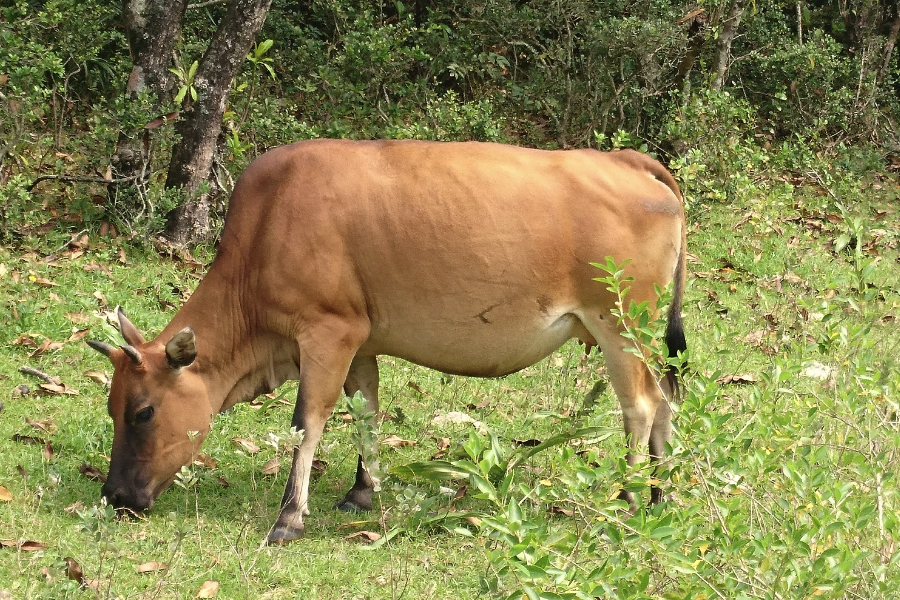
<box><xmin>215</xmin><ymin>140</ymin><xmax>683</xmax><ymax>376</ymax></box>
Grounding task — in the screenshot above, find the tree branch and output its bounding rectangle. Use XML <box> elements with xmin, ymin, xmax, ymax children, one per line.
<box><xmin>27</xmin><ymin>174</ymin><xmax>135</xmax><ymax>192</ymax></box>
<box><xmin>187</xmin><ymin>0</ymin><xmax>229</xmax><ymax>9</ymax></box>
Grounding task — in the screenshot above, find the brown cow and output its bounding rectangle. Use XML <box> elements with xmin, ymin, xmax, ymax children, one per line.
<box><xmin>87</xmin><ymin>139</ymin><xmax>687</xmax><ymax>544</ymax></box>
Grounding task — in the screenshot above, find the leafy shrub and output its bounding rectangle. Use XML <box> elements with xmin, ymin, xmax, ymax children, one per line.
<box><xmin>664</xmin><ymin>89</ymin><xmax>768</xmax><ymax>203</ymax></box>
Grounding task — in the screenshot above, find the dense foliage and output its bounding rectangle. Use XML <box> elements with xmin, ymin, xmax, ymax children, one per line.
<box><xmin>1</xmin><ymin>0</ymin><xmax>898</xmax><ymax>241</ymax></box>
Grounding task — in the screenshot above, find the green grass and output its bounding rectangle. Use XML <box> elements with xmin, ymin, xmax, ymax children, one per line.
<box><xmin>1</xmin><ymin>160</ymin><xmax>899</xmax><ymax>599</ymax></box>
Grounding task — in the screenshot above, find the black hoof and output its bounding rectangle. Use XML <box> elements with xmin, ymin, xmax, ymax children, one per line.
<box><xmin>336</xmin><ymin>487</ymin><xmax>373</xmax><ymax>512</ymax></box>
<box><xmin>266</xmin><ymin>523</ymin><xmax>305</xmax><ymax>545</ymax></box>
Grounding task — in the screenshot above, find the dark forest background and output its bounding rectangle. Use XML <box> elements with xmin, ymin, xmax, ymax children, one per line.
<box><xmin>1</xmin><ymin>0</ymin><xmax>898</xmax><ymax>245</ymax></box>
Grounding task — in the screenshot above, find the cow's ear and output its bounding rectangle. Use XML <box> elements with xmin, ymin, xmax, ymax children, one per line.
<box><xmin>117</xmin><ymin>306</ymin><xmax>147</xmax><ymax>346</ymax></box>
<box><xmin>165</xmin><ymin>327</ymin><xmax>197</xmax><ymax>369</ymax></box>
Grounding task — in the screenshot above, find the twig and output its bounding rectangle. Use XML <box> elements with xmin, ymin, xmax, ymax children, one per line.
<box><xmin>187</xmin><ymin>0</ymin><xmax>229</xmax><ymax>9</ymax></box>
<box><xmin>27</xmin><ymin>174</ymin><xmax>135</xmax><ymax>193</ymax></box>
<box><xmin>19</xmin><ymin>366</ymin><xmax>61</xmax><ymax>386</ymax></box>
<box><xmin>52</xmin><ymin>229</ymin><xmax>88</xmax><ymax>253</ymax></box>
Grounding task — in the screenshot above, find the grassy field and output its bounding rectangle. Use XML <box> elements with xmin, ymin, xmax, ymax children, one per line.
<box><xmin>1</xmin><ymin>157</ymin><xmax>899</xmax><ymax>599</ymax></box>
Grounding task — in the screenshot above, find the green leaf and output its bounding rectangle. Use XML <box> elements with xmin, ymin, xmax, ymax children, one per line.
<box><xmin>257</xmin><ymin>39</ymin><xmax>273</xmax><ymax>56</ymax></box>
<box><xmin>508</xmin><ymin>426</ymin><xmax>617</xmax><ymax>470</ymax></box>
<box><xmin>358</xmin><ymin>526</ymin><xmax>403</xmax><ymax>550</ymax></box>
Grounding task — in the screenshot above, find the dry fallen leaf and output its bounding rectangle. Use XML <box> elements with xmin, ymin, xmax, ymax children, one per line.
<box><xmin>64</xmin><ymin>313</ymin><xmax>91</xmax><ymax>325</ymax></box>
<box><xmin>196</xmin><ymin>580</ymin><xmax>219</xmax><ymax>598</ymax></box>
<box><xmin>64</xmin><ymin>557</ymin><xmax>84</xmax><ymax>586</ymax></box>
<box><xmin>549</xmin><ymin>505</ymin><xmax>574</xmax><ymax>517</ymax></box>
<box><xmin>232</xmin><ymin>438</ymin><xmax>260</xmax><ymax>454</ymax></box>
<box><xmin>20</xmin><ymin>540</ymin><xmax>47</xmax><ymax>551</ymax></box>
<box><xmin>744</xmin><ymin>330</ymin><xmax>766</xmax><ymax>346</ymax></box>
<box><xmin>344</xmin><ymin>530</ymin><xmax>381</xmax><ymax>543</ymax></box>
<box><xmin>406</xmin><ymin>380</ymin><xmax>428</xmax><ymax>395</ymax></box>
<box><xmin>513</xmin><ymin>438</ymin><xmax>542</xmax><ymax>447</ymax></box>
<box><xmin>39</xmin><ymin>382</ymin><xmax>78</xmax><ymax>396</ymax></box>
<box><xmin>79</xmin><ymin>464</ymin><xmax>107</xmax><ymax>483</ymax></box>
<box><xmin>29</xmin><ymin>338</ymin><xmax>64</xmax><ymax>357</ymax></box>
<box><xmin>31</xmin><ymin>277</ymin><xmax>58</xmax><ymax>287</ymax></box>
<box><xmin>380</xmin><ymin>434</ymin><xmax>415</xmax><ymax>448</ymax></box>
<box><xmin>26</xmin><ymin>417</ymin><xmax>56</xmax><ymax>434</ymax></box>
<box><xmin>193</xmin><ymin>454</ymin><xmax>218</xmax><ymax>469</ymax></box>
<box><xmin>0</xmin><ymin>486</ymin><xmax>12</xmax><ymax>502</ymax></box>
<box><xmin>84</xmin><ymin>370</ymin><xmax>109</xmax><ymax>385</ymax></box>
<box><xmin>11</xmin><ymin>334</ymin><xmax>39</xmax><ymax>348</ymax></box>
<box><xmin>261</xmin><ymin>457</ymin><xmax>280</xmax><ymax>476</ymax></box>
<box><xmin>136</xmin><ymin>561</ymin><xmax>167</xmax><ymax>573</ymax></box>
<box><xmin>67</xmin><ymin>329</ymin><xmax>89</xmax><ymax>343</ymax></box>
<box><xmin>43</xmin><ymin>440</ymin><xmax>54</xmax><ymax>461</ymax></box>
<box><xmin>93</xmin><ymin>290</ymin><xmax>109</xmax><ymax>308</ymax></box>
<box><xmin>716</xmin><ymin>373</ymin><xmax>759</xmax><ymax>386</ymax></box>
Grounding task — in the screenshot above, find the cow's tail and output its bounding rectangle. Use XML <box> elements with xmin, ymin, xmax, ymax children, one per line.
<box><xmin>664</xmin><ymin>221</ymin><xmax>688</xmax><ymax>402</ymax></box>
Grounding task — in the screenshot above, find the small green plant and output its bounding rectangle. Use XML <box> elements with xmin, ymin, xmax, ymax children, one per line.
<box><xmin>833</xmin><ymin>201</ymin><xmax>880</xmax><ymax>299</ymax></box>
<box><xmin>347</xmin><ymin>391</ymin><xmax>384</xmax><ymax>492</ymax></box>
<box><xmin>170</xmin><ymin>59</ymin><xmax>198</xmax><ymax>105</ymax></box>
<box><xmin>74</xmin><ymin>499</ymin><xmax>122</xmax><ymax>595</ymax></box>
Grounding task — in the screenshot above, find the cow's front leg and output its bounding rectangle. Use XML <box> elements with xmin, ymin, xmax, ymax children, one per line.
<box><xmin>267</xmin><ymin>327</ymin><xmax>363</xmax><ymax>545</ymax></box>
<box><xmin>338</xmin><ymin>354</ymin><xmax>380</xmax><ymax>512</ymax></box>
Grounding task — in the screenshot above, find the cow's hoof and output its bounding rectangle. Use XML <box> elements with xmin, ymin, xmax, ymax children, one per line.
<box><xmin>336</xmin><ymin>487</ymin><xmax>373</xmax><ymax>512</ymax></box>
<box><xmin>266</xmin><ymin>523</ymin><xmax>305</xmax><ymax>545</ymax></box>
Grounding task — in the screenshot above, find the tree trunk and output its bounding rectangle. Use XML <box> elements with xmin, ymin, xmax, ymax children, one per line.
<box><xmin>672</xmin><ymin>8</ymin><xmax>709</xmax><ymax>96</ymax></box>
<box><xmin>710</xmin><ymin>0</ymin><xmax>746</xmax><ymax>92</ymax></box>
<box><xmin>112</xmin><ymin>0</ymin><xmax>188</xmax><ymax>182</ymax></box>
<box><xmin>879</xmin><ymin>11</ymin><xmax>900</xmax><ymax>85</ymax></box>
<box><xmin>164</xmin><ymin>0</ymin><xmax>273</xmax><ymax>246</ymax></box>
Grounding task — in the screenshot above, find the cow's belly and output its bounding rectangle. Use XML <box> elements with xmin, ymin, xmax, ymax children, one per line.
<box><xmin>360</xmin><ymin>309</ymin><xmax>593</xmax><ymax>378</ymax></box>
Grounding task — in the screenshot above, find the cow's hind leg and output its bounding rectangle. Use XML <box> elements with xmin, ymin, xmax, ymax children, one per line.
<box><xmin>337</xmin><ymin>354</ymin><xmax>380</xmax><ymax>512</ymax></box>
<box><xmin>583</xmin><ymin>313</ymin><xmax>671</xmax><ymax>508</ymax></box>
<box><xmin>267</xmin><ymin>322</ymin><xmax>365</xmax><ymax>545</ymax></box>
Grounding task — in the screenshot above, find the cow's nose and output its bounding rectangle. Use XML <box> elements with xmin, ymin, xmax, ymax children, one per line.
<box><xmin>101</xmin><ymin>484</ymin><xmax>153</xmax><ymax>513</ymax></box>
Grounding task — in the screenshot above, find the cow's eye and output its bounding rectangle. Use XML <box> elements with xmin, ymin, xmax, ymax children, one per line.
<box><xmin>135</xmin><ymin>406</ymin><xmax>155</xmax><ymax>424</ymax></box>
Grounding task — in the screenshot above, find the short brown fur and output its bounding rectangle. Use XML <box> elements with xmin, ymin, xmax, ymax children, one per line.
<box><xmin>89</xmin><ymin>140</ymin><xmax>687</xmax><ymax>544</ymax></box>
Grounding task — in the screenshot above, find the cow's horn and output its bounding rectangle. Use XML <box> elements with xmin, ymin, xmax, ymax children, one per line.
<box><xmin>121</xmin><ymin>344</ymin><xmax>143</xmax><ymax>365</ymax></box>
<box><xmin>86</xmin><ymin>340</ymin><xmax>116</xmax><ymax>358</ymax></box>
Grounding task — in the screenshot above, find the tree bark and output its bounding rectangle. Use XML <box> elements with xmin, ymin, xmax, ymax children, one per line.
<box><xmin>672</xmin><ymin>8</ymin><xmax>709</xmax><ymax>96</ymax></box>
<box><xmin>112</xmin><ymin>0</ymin><xmax>188</xmax><ymax>179</ymax></box>
<box><xmin>163</xmin><ymin>0</ymin><xmax>273</xmax><ymax>246</ymax></box>
<box><xmin>710</xmin><ymin>0</ymin><xmax>746</xmax><ymax>92</ymax></box>
<box><xmin>879</xmin><ymin>11</ymin><xmax>900</xmax><ymax>85</ymax></box>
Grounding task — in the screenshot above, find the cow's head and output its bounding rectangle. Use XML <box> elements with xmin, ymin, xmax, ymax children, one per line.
<box><xmin>87</xmin><ymin>307</ymin><xmax>213</xmax><ymax>512</ymax></box>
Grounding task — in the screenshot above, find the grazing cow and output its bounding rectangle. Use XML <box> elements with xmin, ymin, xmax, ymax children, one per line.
<box><xmin>87</xmin><ymin>139</ymin><xmax>687</xmax><ymax>544</ymax></box>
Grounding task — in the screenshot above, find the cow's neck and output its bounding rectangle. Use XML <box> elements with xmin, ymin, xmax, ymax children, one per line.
<box><xmin>158</xmin><ymin>266</ymin><xmax>299</xmax><ymax>415</ymax></box>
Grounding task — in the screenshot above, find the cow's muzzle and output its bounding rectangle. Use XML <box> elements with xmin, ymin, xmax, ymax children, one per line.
<box><xmin>102</xmin><ymin>482</ymin><xmax>155</xmax><ymax>513</ymax></box>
